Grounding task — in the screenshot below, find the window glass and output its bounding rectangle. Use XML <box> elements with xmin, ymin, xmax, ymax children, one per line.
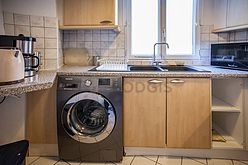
<box><xmin>131</xmin><ymin>0</ymin><xmax>159</xmax><ymax>56</ymax></box>
<box><xmin>166</xmin><ymin>0</ymin><xmax>194</xmax><ymax>55</ymax></box>
<box><xmin>129</xmin><ymin>0</ymin><xmax>196</xmax><ymax>57</ymax></box>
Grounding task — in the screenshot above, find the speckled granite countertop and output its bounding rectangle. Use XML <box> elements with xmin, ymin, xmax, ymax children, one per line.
<box><xmin>1</xmin><ymin>65</ymin><xmax>248</xmax><ymax>97</ymax></box>
<box><xmin>0</xmin><ymin>70</ymin><xmax>57</xmax><ymax>96</ymax></box>
<box><xmin>57</xmin><ymin>65</ymin><xmax>248</xmax><ymax>78</ymax></box>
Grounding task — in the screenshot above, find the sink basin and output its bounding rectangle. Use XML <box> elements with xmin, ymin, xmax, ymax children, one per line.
<box><xmin>128</xmin><ymin>65</ymin><xmax>163</xmax><ymax>71</ymax></box>
<box><xmin>160</xmin><ymin>66</ymin><xmax>202</xmax><ymax>72</ymax></box>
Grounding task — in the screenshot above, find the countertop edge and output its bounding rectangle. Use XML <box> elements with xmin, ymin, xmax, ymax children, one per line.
<box><xmin>1</xmin><ymin>65</ymin><xmax>248</xmax><ymax>97</ymax></box>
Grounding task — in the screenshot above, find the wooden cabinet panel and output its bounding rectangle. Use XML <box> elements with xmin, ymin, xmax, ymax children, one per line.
<box><xmin>63</xmin><ymin>0</ymin><xmax>115</xmax><ymax>26</ymax></box>
<box><xmin>123</xmin><ymin>78</ymin><xmax>166</xmax><ymax>148</ymax></box>
<box><xmin>167</xmin><ymin>78</ymin><xmax>211</xmax><ymax>149</ymax></box>
<box><xmin>227</xmin><ymin>0</ymin><xmax>248</xmax><ymax>27</ymax></box>
<box><xmin>214</xmin><ymin>0</ymin><xmax>227</xmax><ymax>29</ymax></box>
<box><xmin>26</xmin><ymin>82</ymin><xmax>57</xmax><ymax>144</ymax></box>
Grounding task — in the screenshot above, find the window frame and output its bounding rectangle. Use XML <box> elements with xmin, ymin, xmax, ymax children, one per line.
<box><xmin>125</xmin><ymin>0</ymin><xmax>201</xmax><ymax>60</ymax></box>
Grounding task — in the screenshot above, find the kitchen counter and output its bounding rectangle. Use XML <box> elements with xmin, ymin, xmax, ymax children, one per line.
<box><xmin>0</xmin><ymin>70</ymin><xmax>57</xmax><ymax>97</ymax></box>
<box><xmin>58</xmin><ymin>65</ymin><xmax>248</xmax><ymax>78</ymax></box>
<box><xmin>1</xmin><ymin>65</ymin><xmax>248</xmax><ymax>97</ymax></box>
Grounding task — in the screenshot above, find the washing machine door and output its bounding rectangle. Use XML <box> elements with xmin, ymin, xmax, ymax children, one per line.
<box><xmin>61</xmin><ymin>92</ymin><xmax>116</xmax><ymax>143</ymax></box>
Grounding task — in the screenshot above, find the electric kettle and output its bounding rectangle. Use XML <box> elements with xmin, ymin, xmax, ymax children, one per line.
<box><xmin>0</xmin><ymin>49</ymin><xmax>25</xmax><ymax>85</ymax></box>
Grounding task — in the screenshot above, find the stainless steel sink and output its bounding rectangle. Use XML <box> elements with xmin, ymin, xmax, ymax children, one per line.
<box><xmin>128</xmin><ymin>65</ymin><xmax>164</xmax><ymax>71</ymax></box>
<box><xmin>159</xmin><ymin>65</ymin><xmax>206</xmax><ymax>72</ymax></box>
<box><xmin>128</xmin><ymin>65</ymin><xmax>209</xmax><ymax>72</ymax></box>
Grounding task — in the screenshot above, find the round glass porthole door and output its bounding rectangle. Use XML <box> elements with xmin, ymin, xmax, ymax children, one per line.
<box><xmin>61</xmin><ymin>92</ymin><xmax>116</xmax><ymax>143</ymax></box>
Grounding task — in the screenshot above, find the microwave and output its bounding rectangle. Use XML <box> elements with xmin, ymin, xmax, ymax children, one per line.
<box><xmin>211</xmin><ymin>42</ymin><xmax>248</xmax><ymax>71</ymax></box>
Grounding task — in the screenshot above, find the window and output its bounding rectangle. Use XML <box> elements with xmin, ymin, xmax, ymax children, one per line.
<box><xmin>127</xmin><ymin>0</ymin><xmax>199</xmax><ymax>59</ymax></box>
<box><xmin>131</xmin><ymin>0</ymin><xmax>159</xmax><ymax>56</ymax></box>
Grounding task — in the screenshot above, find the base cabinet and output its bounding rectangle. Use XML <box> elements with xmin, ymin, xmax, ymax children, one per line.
<box><xmin>167</xmin><ymin>78</ymin><xmax>211</xmax><ymax>149</ymax></box>
<box><xmin>123</xmin><ymin>78</ymin><xmax>166</xmax><ymax>148</ymax></box>
<box><xmin>123</xmin><ymin>77</ymin><xmax>211</xmax><ymax>149</ymax></box>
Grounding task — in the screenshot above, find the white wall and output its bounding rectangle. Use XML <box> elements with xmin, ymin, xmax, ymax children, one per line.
<box><xmin>0</xmin><ymin>94</ymin><xmax>26</xmax><ymax>145</ymax></box>
<box><xmin>0</xmin><ymin>0</ymin><xmax>5</xmax><ymax>34</ymax></box>
<box><xmin>2</xmin><ymin>0</ymin><xmax>57</xmax><ymax>17</ymax></box>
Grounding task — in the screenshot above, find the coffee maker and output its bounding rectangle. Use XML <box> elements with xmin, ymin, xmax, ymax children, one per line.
<box><xmin>0</xmin><ymin>34</ymin><xmax>40</xmax><ymax>77</ymax></box>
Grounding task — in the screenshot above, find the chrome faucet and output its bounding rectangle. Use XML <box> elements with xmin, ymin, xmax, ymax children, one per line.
<box><xmin>153</xmin><ymin>42</ymin><xmax>169</xmax><ymax>66</ymax></box>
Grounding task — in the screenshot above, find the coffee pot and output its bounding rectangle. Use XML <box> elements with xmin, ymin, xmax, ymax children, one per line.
<box><xmin>0</xmin><ymin>34</ymin><xmax>41</xmax><ymax>77</ymax></box>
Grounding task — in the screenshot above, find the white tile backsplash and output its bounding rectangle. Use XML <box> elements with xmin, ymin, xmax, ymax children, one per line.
<box><xmin>4</xmin><ymin>24</ymin><xmax>14</xmax><ymax>35</ymax></box>
<box><xmin>30</xmin><ymin>15</ymin><xmax>44</xmax><ymax>27</ymax></box>
<box><xmin>100</xmin><ymin>33</ymin><xmax>108</xmax><ymax>41</ymax></box>
<box><xmin>218</xmin><ymin>33</ymin><xmax>229</xmax><ymax>42</ymax></box>
<box><xmin>45</xmin><ymin>28</ymin><xmax>57</xmax><ymax>38</ymax></box>
<box><xmin>45</xmin><ymin>38</ymin><xmax>57</xmax><ymax>48</ymax></box>
<box><xmin>235</xmin><ymin>30</ymin><xmax>247</xmax><ymax>41</ymax></box>
<box><xmin>44</xmin><ymin>17</ymin><xmax>58</xmax><ymax>28</ymax></box>
<box><xmin>3</xmin><ymin>12</ymin><xmax>14</xmax><ymax>24</ymax></box>
<box><xmin>3</xmin><ymin>11</ymin><xmax>60</xmax><ymax>70</ymax></box>
<box><xmin>201</xmin><ymin>34</ymin><xmax>210</xmax><ymax>42</ymax></box>
<box><xmin>14</xmin><ymin>25</ymin><xmax>30</xmax><ymax>36</ymax></box>
<box><xmin>31</xmin><ymin>27</ymin><xmax>45</xmax><ymax>38</ymax></box>
<box><xmin>14</xmin><ymin>14</ymin><xmax>30</xmax><ymax>26</ymax></box>
<box><xmin>45</xmin><ymin>49</ymin><xmax>58</xmax><ymax>59</ymax></box>
<box><xmin>35</xmin><ymin>37</ymin><xmax>45</xmax><ymax>49</ymax></box>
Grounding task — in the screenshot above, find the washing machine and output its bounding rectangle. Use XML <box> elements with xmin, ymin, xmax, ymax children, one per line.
<box><xmin>57</xmin><ymin>76</ymin><xmax>123</xmax><ymax>162</ymax></box>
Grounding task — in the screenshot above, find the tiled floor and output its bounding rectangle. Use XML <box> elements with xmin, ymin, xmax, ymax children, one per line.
<box><xmin>26</xmin><ymin>156</ymin><xmax>248</xmax><ymax>165</ymax></box>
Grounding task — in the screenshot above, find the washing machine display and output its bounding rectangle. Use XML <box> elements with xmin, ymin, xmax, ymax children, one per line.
<box><xmin>62</xmin><ymin>92</ymin><xmax>116</xmax><ymax>143</ymax></box>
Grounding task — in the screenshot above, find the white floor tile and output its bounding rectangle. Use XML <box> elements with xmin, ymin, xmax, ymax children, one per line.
<box><xmin>208</xmin><ymin>159</ymin><xmax>233</xmax><ymax>165</ymax></box>
<box><xmin>80</xmin><ymin>162</ymin><xmax>106</xmax><ymax>165</ymax></box>
<box><xmin>157</xmin><ymin>156</ymin><xmax>181</xmax><ymax>165</ymax></box>
<box><xmin>182</xmin><ymin>157</ymin><xmax>207</xmax><ymax>165</ymax></box>
<box><xmin>131</xmin><ymin>156</ymin><xmax>156</xmax><ymax>165</ymax></box>
<box><xmin>28</xmin><ymin>157</ymin><xmax>59</xmax><ymax>165</ymax></box>
<box><xmin>233</xmin><ymin>160</ymin><xmax>248</xmax><ymax>165</ymax></box>
<box><xmin>56</xmin><ymin>160</ymin><xmax>81</xmax><ymax>165</ymax></box>
<box><xmin>26</xmin><ymin>156</ymin><xmax>40</xmax><ymax>165</ymax></box>
<box><xmin>115</xmin><ymin>156</ymin><xmax>134</xmax><ymax>165</ymax></box>
<box><xmin>240</xmin><ymin>160</ymin><xmax>248</xmax><ymax>164</ymax></box>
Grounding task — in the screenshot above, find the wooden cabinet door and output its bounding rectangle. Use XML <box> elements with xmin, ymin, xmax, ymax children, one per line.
<box><xmin>123</xmin><ymin>78</ymin><xmax>166</xmax><ymax>148</ymax></box>
<box><xmin>167</xmin><ymin>78</ymin><xmax>211</xmax><ymax>149</ymax></box>
<box><xmin>63</xmin><ymin>0</ymin><xmax>84</xmax><ymax>26</ymax></box>
<box><xmin>214</xmin><ymin>0</ymin><xmax>227</xmax><ymax>29</ymax></box>
<box><xmin>227</xmin><ymin>0</ymin><xmax>248</xmax><ymax>27</ymax></box>
<box><xmin>86</xmin><ymin>0</ymin><xmax>115</xmax><ymax>25</ymax></box>
<box><xmin>63</xmin><ymin>0</ymin><xmax>115</xmax><ymax>26</ymax></box>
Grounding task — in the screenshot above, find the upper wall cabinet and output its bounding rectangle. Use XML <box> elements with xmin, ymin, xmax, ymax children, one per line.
<box><xmin>213</xmin><ymin>0</ymin><xmax>227</xmax><ymax>30</ymax></box>
<box><xmin>227</xmin><ymin>0</ymin><xmax>248</xmax><ymax>27</ymax></box>
<box><xmin>60</xmin><ymin>0</ymin><xmax>119</xmax><ymax>30</ymax></box>
<box><xmin>213</xmin><ymin>0</ymin><xmax>248</xmax><ymax>32</ymax></box>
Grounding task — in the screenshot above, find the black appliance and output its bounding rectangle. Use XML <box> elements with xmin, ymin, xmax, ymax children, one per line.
<box><xmin>0</xmin><ymin>35</ymin><xmax>40</xmax><ymax>77</ymax></box>
<box><xmin>57</xmin><ymin>76</ymin><xmax>123</xmax><ymax>162</ymax></box>
<box><xmin>211</xmin><ymin>42</ymin><xmax>248</xmax><ymax>71</ymax></box>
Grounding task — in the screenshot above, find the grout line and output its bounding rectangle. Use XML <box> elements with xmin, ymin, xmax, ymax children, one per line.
<box><xmin>155</xmin><ymin>156</ymin><xmax>159</xmax><ymax>165</ymax></box>
<box><xmin>27</xmin><ymin>156</ymin><xmax>40</xmax><ymax>165</ymax></box>
<box><xmin>186</xmin><ymin>157</ymin><xmax>208</xmax><ymax>165</ymax></box>
<box><xmin>129</xmin><ymin>156</ymin><xmax>135</xmax><ymax>165</ymax></box>
<box><xmin>240</xmin><ymin>160</ymin><xmax>248</xmax><ymax>165</ymax></box>
<box><xmin>143</xmin><ymin>155</ymin><xmax>158</xmax><ymax>164</ymax></box>
<box><xmin>181</xmin><ymin>156</ymin><xmax>183</xmax><ymax>165</ymax></box>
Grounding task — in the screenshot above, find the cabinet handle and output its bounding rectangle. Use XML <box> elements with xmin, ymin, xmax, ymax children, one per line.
<box><xmin>100</xmin><ymin>20</ymin><xmax>113</xmax><ymax>24</ymax></box>
<box><xmin>170</xmin><ymin>79</ymin><xmax>185</xmax><ymax>83</ymax></box>
<box><xmin>148</xmin><ymin>79</ymin><xmax>164</xmax><ymax>84</ymax></box>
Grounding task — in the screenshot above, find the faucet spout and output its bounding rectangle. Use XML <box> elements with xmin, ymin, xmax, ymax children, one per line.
<box><xmin>153</xmin><ymin>42</ymin><xmax>169</xmax><ymax>66</ymax></box>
